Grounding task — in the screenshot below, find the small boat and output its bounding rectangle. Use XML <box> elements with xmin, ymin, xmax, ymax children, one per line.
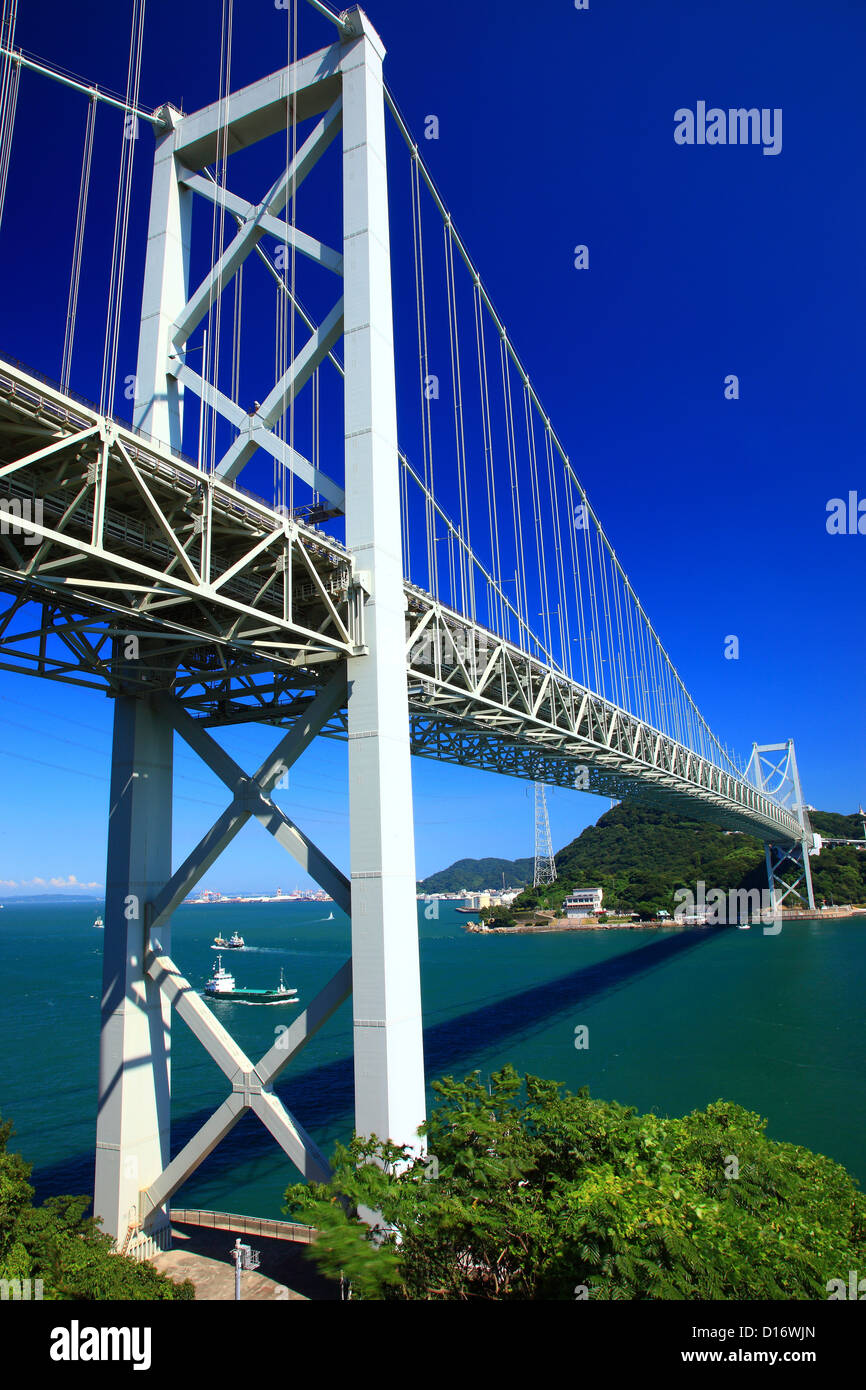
<box><xmin>326</xmin><ymin>912</ymin><xmax>334</xmax><ymax>920</ymax></box>
<box><xmin>204</xmin><ymin>956</ymin><xmax>298</xmax><ymax>1005</ymax></box>
<box><xmin>226</xmin><ymin>931</ymin><xmax>245</xmax><ymax>949</ymax></box>
<box><xmin>93</xmin><ymin>916</ymin><xmax>104</xmax><ymax>929</ymax></box>
<box><xmin>211</xmin><ymin>934</ymin><xmax>228</xmax><ymax>949</ymax></box>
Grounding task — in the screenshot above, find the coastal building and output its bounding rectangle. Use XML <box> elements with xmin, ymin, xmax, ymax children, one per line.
<box><xmin>462</xmin><ymin>891</ymin><xmax>492</xmax><ymax>910</ymax></box>
<box><xmin>564</xmin><ymin>887</ymin><xmax>604</xmax><ymax>918</ymax></box>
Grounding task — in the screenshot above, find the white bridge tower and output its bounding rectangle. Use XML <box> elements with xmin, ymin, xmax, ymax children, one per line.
<box><xmin>94</xmin><ymin>6</ymin><xmax>426</xmax><ymax>1257</ymax></box>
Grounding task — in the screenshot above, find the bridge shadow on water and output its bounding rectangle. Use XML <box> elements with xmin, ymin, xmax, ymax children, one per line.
<box><xmin>32</xmin><ymin>928</ymin><xmax>718</xmax><ymax>1201</ymax></box>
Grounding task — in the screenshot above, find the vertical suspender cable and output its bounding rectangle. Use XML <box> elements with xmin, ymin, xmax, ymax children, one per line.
<box><xmin>523</xmin><ymin>389</ymin><xmax>550</xmax><ymax>661</ymax></box>
<box><xmin>285</xmin><ymin>0</ymin><xmax>299</xmax><ymax>518</ymax></box>
<box><xmin>231</xmin><ymin>264</ymin><xmax>243</xmax><ymax>407</ymax></box>
<box><xmin>62</xmin><ymin>94</ymin><xmax>96</xmax><ymax>392</ymax></box>
<box><xmin>500</xmin><ymin>339</ymin><xmax>530</xmax><ymax>652</ymax></box>
<box><xmin>100</xmin><ymin>0</ymin><xmax>146</xmax><ymax>417</ymax></box>
<box><xmin>207</xmin><ymin>0</ymin><xmax>233</xmax><ymax>476</ymax></box>
<box><xmin>583</xmin><ymin>510</ymin><xmax>601</xmax><ymax>697</ymax></box>
<box><xmin>564</xmin><ymin>469</ymin><xmax>589</xmax><ymax>687</ymax></box>
<box><xmin>0</xmin><ymin>0</ymin><xmax>19</xmax><ymax>232</ymax></box>
<box><xmin>411</xmin><ymin>151</ymin><xmax>438</xmax><ymax>597</ymax></box>
<box><xmin>474</xmin><ymin>282</ymin><xmax>503</xmax><ymax>634</ymax></box>
<box><xmin>543</xmin><ymin>423</ymin><xmax>573</xmax><ymax>676</ymax></box>
<box><xmin>444</xmin><ymin>221</ymin><xmax>473</xmax><ymax>621</ymax></box>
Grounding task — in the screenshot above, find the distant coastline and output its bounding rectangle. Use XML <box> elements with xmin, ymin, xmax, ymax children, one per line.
<box><xmin>184</xmin><ymin>889</ymin><xmax>333</xmax><ymax>906</ymax></box>
<box><xmin>0</xmin><ymin>893</ymin><xmax>102</xmax><ymax>905</ymax></box>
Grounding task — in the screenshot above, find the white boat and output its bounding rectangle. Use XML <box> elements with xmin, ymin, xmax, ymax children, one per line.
<box><xmin>326</xmin><ymin>912</ymin><xmax>334</xmax><ymax>920</ymax></box>
<box><xmin>93</xmin><ymin>916</ymin><xmax>104</xmax><ymax>929</ymax></box>
<box><xmin>226</xmin><ymin>931</ymin><xmax>245</xmax><ymax>949</ymax></box>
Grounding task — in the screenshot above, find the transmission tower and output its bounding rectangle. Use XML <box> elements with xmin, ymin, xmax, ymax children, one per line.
<box><xmin>533</xmin><ymin>782</ymin><xmax>557</xmax><ymax>887</ymax></box>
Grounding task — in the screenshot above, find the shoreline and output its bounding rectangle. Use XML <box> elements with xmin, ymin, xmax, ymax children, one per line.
<box><xmin>464</xmin><ymin>905</ymin><xmax>866</xmax><ymax>935</ymax></box>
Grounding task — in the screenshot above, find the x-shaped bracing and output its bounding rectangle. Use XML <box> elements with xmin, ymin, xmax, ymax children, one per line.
<box><xmin>169</xmin><ymin>96</ymin><xmax>345</xmax><ymax>502</ymax></box>
<box><xmin>138</xmin><ymin>666</ymin><xmax>352</xmax><ymax>1218</ymax></box>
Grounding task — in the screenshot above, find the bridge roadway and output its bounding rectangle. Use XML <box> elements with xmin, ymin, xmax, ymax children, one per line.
<box><xmin>0</xmin><ymin>356</ymin><xmax>804</xmax><ymax>847</ymax></box>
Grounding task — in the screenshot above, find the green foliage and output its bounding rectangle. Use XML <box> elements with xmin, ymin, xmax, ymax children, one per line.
<box><xmin>0</xmin><ymin>1115</ymin><xmax>193</xmax><ymax>1300</ymax></box>
<box><xmin>285</xmin><ymin>1067</ymin><xmax>866</xmax><ymax>1300</ymax></box>
<box><xmin>418</xmin><ymin>857</ymin><xmax>534</xmax><ymax>894</ymax></box>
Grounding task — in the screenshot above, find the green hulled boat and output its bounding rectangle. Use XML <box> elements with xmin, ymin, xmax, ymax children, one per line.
<box><xmin>204</xmin><ymin>956</ymin><xmax>298</xmax><ymax>1004</ymax></box>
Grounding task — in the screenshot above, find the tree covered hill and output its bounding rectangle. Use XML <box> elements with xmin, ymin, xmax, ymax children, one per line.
<box><xmin>421</xmin><ymin>803</ymin><xmax>866</xmax><ymax>917</ymax></box>
<box><xmin>510</xmin><ymin>802</ymin><xmax>866</xmax><ymax>917</ymax></box>
<box><xmin>418</xmin><ymin>856</ymin><xmax>534</xmax><ymax>893</ymax></box>
<box><xmin>810</xmin><ymin>809</ymin><xmax>866</xmax><ymax>840</ymax></box>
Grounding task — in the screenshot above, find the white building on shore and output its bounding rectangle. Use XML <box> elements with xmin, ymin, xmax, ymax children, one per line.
<box><xmin>564</xmin><ymin>887</ymin><xmax>604</xmax><ymax>918</ymax></box>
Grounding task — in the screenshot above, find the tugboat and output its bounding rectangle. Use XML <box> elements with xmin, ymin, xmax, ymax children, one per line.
<box><xmin>226</xmin><ymin>931</ymin><xmax>245</xmax><ymax>949</ymax></box>
<box><xmin>204</xmin><ymin>956</ymin><xmax>298</xmax><ymax>1004</ymax></box>
<box><xmin>211</xmin><ymin>934</ymin><xmax>229</xmax><ymax>949</ymax></box>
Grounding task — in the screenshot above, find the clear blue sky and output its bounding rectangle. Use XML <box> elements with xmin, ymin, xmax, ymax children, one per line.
<box><xmin>0</xmin><ymin>0</ymin><xmax>863</xmax><ymax>897</ymax></box>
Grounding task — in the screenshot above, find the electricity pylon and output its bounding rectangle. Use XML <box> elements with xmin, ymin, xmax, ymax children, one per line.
<box><xmin>533</xmin><ymin>782</ymin><xmax>557</xmax><ymax>888</ymax></box>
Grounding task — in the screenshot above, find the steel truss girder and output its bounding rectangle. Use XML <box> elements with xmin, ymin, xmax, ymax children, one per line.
<box><xmin>405</xmin><ymin>598</ymin><xmax>804</xmax><ymax>844</ymax></box>
<box><xmin>0</xmin><ymin>591</ymin><xmax>350</xmax><ymax>720</ymax></box>
<box><xmin>0</xmin><ymin>358</ymin><xmax>361</xmax><ymax>668</ymax></box>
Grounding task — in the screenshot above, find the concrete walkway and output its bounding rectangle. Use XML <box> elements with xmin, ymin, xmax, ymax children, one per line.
<box><xmin>150</xmin><ymin>1221</ymin><xmax>337</xmax><ymax>1301</ymax></box>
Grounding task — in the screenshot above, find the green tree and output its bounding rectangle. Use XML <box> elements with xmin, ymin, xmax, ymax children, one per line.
<box><xmin>479</xmin><ymin>905</ymin><xmax>517</xmax><ymax>929</ymax></box>
<box><xmin>285</xmin><ymin>1067</ymin><xmax>866</xmax><ymax>1300</ymax></box>
<box><xmin>0</xmin><ymin>1116</ymin><xmax>193</xmax><ymax>1300</ymax></box>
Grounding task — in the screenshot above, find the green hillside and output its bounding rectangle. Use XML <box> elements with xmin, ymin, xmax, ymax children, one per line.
<box><xmin>810</xmin><ymin>810</ymin><xmax>865</xmax><ymax>839</ymax></box>
<box><xmin>508</xmin><ymin>802</ymin><xmax>866</xmax><ymax>918</ymax></box>
<box><xmin>418</xmin><ymin>856</ymin><xmax>534</xmax><ymax>893</ymax></box>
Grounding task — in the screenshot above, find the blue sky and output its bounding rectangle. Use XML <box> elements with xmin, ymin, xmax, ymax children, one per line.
<box><xmin>0</xmin><ymin>0</ymin><xmax>863</xmax><ymax>896</ymax></box>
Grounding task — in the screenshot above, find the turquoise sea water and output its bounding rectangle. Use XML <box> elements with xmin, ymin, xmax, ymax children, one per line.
<box><xmin>1</xmin><ymin>900</ymin><xmax>864</xmax><ymax>1218</ymax></box>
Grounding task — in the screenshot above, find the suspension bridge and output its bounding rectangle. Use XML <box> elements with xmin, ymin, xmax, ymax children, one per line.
<box><xmin>0</xmin><ymin>0</ymin><xmax>816</xmax><ymax>1258</ymax></box>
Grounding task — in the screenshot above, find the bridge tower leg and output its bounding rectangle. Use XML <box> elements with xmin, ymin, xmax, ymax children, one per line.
<box><xmin>133</xmin><ymin>104</ymin><xmax>190</xmax><ymax>451</ymax></box>
<box><xmin>341</xmin><ymin>14</ymin><xmax>427</xmax><ymax>1156</ymax></box>
<box><xmin>94</xmin><ymin>683</ymin><xmax>173</xmax><ymax>1258</ymax></box>
<box><xmin>92</xmin><ymin>97</ymin><xmax>189</xmax><ymax>1262</ymax></box>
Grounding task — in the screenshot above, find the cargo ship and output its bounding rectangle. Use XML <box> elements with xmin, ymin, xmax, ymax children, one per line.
<box><xmin>204</xmin><ymin>956</ymin><xmax>298</xmax><ymax>1005</ymax></box>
